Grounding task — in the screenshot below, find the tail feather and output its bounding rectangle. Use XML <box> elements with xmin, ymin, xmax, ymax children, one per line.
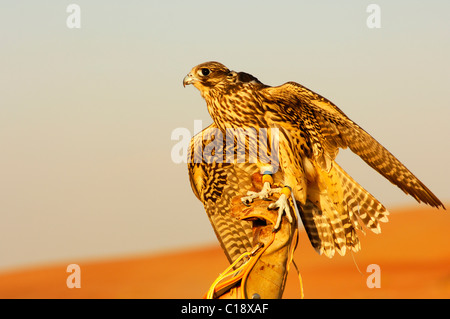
<box><xmin>335</xmin><ymin>162</ymin><xmax>389</xmax><ymax>235</ymax></box>
<box><xmin>299</xmin><ymin>200</ymin><xmax>336</xmax><ymax>257</ymax></box>
<box><xmin>299</xmin><ymin>162</ymin><xmax>389</xmax><ymax>258</ymax></box>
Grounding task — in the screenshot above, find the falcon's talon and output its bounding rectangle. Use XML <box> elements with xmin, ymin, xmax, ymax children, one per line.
<box><xmin>241</xmin><ymin>182</ymin><xmax>279</xmax><ymax>205</ymax></box>
<box><xmin>268</xmin><ymin>193</ymin><xmax>293</xmax><ymax>230</ymax></box>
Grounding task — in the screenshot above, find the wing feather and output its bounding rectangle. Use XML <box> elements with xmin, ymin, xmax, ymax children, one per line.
<box><xmin>188</xmin><ymin>124</ymin><xmax>255</xmax><ymax>264</ymax></box>
<box><xmin>261</xmin><ymin>82</ymin><xmax>444</xmax><ymax>209</ymax></box>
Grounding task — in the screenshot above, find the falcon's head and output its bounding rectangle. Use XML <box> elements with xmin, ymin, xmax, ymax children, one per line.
<box><xmin>183</xmin><ymin>61</ymin><xmax>264</xmax><ymax>98</ymax></box>
<box><xmin>183</xmin><ymin>61</ymin><xmax>231</xmax><ymax>93</ymax></box>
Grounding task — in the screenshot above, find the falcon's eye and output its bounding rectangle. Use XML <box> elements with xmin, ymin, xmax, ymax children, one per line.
<box><xmin>200</xmin><ymin>68</ymin><xmax>210</xmax><ymax>76</ymax></box>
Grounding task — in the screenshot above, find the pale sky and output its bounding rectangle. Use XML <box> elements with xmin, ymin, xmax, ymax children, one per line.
<box><xmin>1</xmin><ymin>1</ymin><xmax>449</xmax><ymax>271</ymax></box>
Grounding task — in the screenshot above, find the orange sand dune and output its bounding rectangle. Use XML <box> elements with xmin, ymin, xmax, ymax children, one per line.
<box><xmin>0</xmin><ymin>205</ymin><xmax>449</xmax><ymax>299</ymax></box>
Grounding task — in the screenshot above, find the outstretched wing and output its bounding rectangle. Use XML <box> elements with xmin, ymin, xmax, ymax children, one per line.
<box><xmin>262</xmin><ymin>81</ymin><xmax>445</xmax><ymax>209</ymax></box>
<box><xmin>188</xmin><ymin>124</ymin><xmax>257</xmax><ymax>264</ymax></box>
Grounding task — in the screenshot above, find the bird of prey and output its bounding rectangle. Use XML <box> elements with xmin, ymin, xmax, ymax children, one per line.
<box><xmin>183</xmin><ymin>61</ymin><xmax>445</xmax><ymax>260</ymax></box>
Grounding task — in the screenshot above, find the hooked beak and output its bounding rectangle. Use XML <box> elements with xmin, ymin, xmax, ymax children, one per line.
<box><xmin>183</xmin><ymin>73</ymin><xmax>195</xmax><ymax>87</ymax></box>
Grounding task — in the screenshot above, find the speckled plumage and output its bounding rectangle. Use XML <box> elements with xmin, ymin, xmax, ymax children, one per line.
<box><xmin>185</xmin><ymin>61</ymin><xmax>444</xmax><ymax>260</ymax></box>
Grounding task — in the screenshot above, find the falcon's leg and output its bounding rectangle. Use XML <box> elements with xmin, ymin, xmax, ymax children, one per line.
<box><xmin>241</xmin><ymin>173</ymin><xmax>293</xmax><ymax>231</ymax></box>
<box><xmin>241</xmin><ymin>174</ymin><xmax>281</xmax><ymax>204</ymax></box>
<box><xmin>268</xmin><ymin>186</ymin><xmax>293</xmax><ymax>231</ymax></box>
<box><xmin>241</xmin><ymin>183</ymin><xmax>282</xmax><ymax>204</ymax></box>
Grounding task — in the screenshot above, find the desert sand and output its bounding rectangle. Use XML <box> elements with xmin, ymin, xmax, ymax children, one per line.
<box><xmin>0</xmin><ymin>205</ymin><xmax>449</xmax><ymax>299</ymax></box>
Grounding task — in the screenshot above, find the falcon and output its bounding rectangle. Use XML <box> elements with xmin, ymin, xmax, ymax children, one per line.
<box><xmin>183</xmin><ymin>61</ymin><xmax>445</xmax><ymax>260</ymax></box>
